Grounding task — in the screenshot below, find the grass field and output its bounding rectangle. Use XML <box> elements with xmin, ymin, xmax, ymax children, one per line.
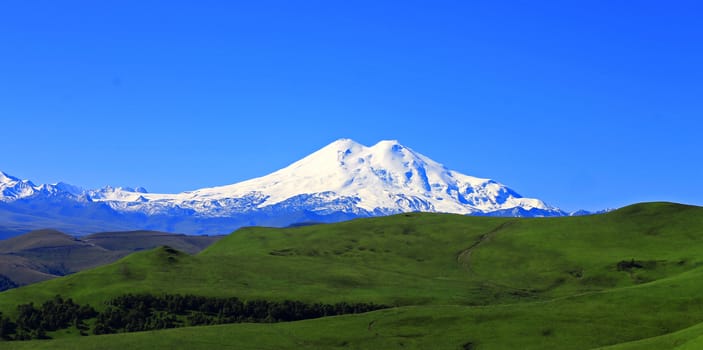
<box><xmin>2</xmin><ymin>202</ymin><xmax>703</xmax><ymax>349</ymax></box>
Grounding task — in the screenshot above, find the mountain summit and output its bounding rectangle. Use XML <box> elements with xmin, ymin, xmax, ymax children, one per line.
<box><xmin>0</xmin><ymin>139</ymin><xmax>565</xmax><ymax>236</ymax></box>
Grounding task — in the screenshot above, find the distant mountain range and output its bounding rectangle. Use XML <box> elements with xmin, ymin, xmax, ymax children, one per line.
<box><xmin>0</xmin><ymin>139</ymin><xmax>596</xmax><ymax>237</ymax></box>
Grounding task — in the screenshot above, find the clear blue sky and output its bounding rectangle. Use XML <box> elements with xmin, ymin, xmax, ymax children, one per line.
<box><xmin>1</xmin><ymin>1</ymin><xmax>701</xmax><ymax>212</ymax></box>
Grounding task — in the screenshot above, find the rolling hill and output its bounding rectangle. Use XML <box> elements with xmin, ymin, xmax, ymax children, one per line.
<box><xmin>0</xmin><ymin>229</ymin><xmax>221</xmax><ymax>291</ymax></box>
<box><xmin>1</xmin><ymin>202</ymin><xmax>702</xmax><ymax>349</ymax></box>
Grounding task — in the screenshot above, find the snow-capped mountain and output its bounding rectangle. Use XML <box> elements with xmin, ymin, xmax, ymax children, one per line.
<box><xmin>85</xmin><ymin>139</ymin><xmax>562</xmax><ymax>216</ymax></box>
<box><xmin>0</xmin><ymin>171</ymin><xmax>72</xmax><ymax>200</ymax></box>
<box><xmin>0</xmin><ymin>139</ymin><xmax>568</xmax><ymax>236</ymax></box>
<box><xmin>0</xmin><ymin>171</ymin><xmax>37</xmax><ymax>200</ymax></box>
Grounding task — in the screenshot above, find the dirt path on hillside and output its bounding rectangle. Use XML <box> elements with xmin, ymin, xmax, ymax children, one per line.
<box><xmin>456</xmin><ymin>220</ymin><xmax>516</xmax><ymax>273</ymax></box>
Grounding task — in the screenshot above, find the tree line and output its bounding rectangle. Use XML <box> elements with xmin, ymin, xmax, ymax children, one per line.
<box><xmin>1</xmin><ymin>295</ymin><xmax>97</xmax><ymax>340</ymax></box>
<box><xmin>0</xmin><ymin>294</ymin><xmax>387</xmax><ymax>341</ymax></box>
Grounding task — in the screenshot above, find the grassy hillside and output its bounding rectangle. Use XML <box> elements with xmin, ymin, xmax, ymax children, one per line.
<box><xmin>0</xmin><ymin>229</ymin><xmax>221</xmax><ymax>291</ymax></box>
<box><xmin>595</xmin><ymin>320</ymin><xmax>703</xmax><ymax>349</ymax></box>
<box><xmin>1</xmin><ymin>202</ymin><xmax>703</xmax><ymax>349</ymax></box>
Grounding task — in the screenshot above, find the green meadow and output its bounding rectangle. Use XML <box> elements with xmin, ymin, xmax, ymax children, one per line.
<box><xmin>2</xmin><ymin>202</ymin><xmax>703</xmax><ymax>349</ymax></box>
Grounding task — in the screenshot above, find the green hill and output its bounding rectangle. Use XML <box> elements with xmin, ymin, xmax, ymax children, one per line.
<box><xmin>595</xmin><ymin>320</ymin><xmax>703</xmax><ymax>349</ymax></box>
<box><xmin>0</xmin><ymin>229</ymin><xmax>221</xmax><ymax>291</ymax></box>
<box><xmin>2</xmin><ymin>202</ymin><xmax>703</xmax><ymax>349</ymax></box>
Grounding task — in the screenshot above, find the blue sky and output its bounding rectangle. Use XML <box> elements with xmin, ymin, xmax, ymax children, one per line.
<box><xmin>1</xmin><ymin>1</ymin><xmax>701</xmax><ymax>212</ymax></box>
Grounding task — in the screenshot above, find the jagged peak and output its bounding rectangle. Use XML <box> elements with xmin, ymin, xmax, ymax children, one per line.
<box><xmin>0</xmin><ymin>170</ymin><xmax>20</xmax><ymax>183</ymax></box>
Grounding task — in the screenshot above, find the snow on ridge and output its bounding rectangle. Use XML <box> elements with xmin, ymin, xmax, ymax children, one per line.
<box><xmin>0</xmin><ymin>171</ymin><xmax>39</xmax><ymax>201</ymax></box>
<box><xmin>0</xmin><ymin>138</ymin><xmax>563</xmax><ymax>217</ymax></box>
<box><xmin>0</xmin><ymin>171</ymin><xmax>19</xmax><ymax>183</ymax></box>
<box><xmin>84</xmin><ymin>138</ymin><xmax>559</xmax><ymax>216</ymax></box>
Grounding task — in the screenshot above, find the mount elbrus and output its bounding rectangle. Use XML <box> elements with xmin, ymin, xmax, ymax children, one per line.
<box><xmin>0</xmin><ymin>139</ymin><xmax>571</xmax><ymax>236</ymax></box>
